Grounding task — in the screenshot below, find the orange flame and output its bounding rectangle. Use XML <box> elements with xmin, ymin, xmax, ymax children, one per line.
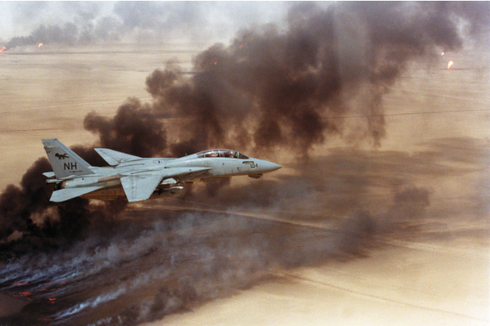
<box><xmin>37</xmin><ymin>43</ymin><xmax>43</xmax><ymax>48</ymax></box>
<box><xmin>0</xmin><ymin>46</ymin><xmax>6</xmax><ymax>53</ymax></box>
<box><xmin>13</xmin><ymin>282</ymin><xmax>29</xmax><ymax>286</ymax></box>
<box><xmin>447</xmin><ymin>60</ymin><xmax>454</xmax><ymax>70</ymax></box>
<box><xmin>441</xmin><ymin>51</ymin><xmax>445</xmax><ymax>56</ymax></box>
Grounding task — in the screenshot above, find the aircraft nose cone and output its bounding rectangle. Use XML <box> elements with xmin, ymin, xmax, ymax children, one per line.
<box><xmin>262</xmin><ymin>161</ymin><xmax>282</xmax><ymax>172</ymax></box>
<box><xmin>269</xmin><ymin>162</ymin><xmax>282</xmax><ymax>171</ymax></box>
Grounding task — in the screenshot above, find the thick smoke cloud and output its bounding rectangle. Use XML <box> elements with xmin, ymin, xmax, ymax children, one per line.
<box><xmin>0</xmin><ymin>2</ymin><xmax>488</xmax><ymax>263</ymax></box>
<box><xmin>81</xmin><ymin>2</ymin><xmax>489</xmax><ymax>157</ymax></box>
<box><xmin>0</xmin><ymin>3</ymin><xmax>488</xmax><ymax>324</ymax></box>
<box><xmin>0</xmin><ymin>158</ymin><xmax>94</xmax><ymax>259</ymax></box>
<box><xmin>84</xmin><ymin>97</ymin><xmax>167</xmax><ymax>157</ymax></box>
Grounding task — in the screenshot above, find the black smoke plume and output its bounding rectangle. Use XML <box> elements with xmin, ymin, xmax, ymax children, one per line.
<box><xmin>84</xmin><ymin>2</ymin><xmax>488</xmax><ymax>157</ymax></box>
<box><xmin>0</xmin><ymin>158</ymin><xmax>93</xmax><ymax>260</ymax></box>
<box><xmin>1</xmin><ymin>4</ymin><xmax>488</xmax><ymax>325</ymax></box>
<box><xmin>5</xmin><ymin>23</ymin><xmax>79</xmax><ymax>49</ymax></box>
<box><xmin>0</xmin><ymin>2</ymin><xmax>487</xmax><ymax>259</ymax></box>
<box><xmin>84</xmin><ymin>97</ymin><xmax>167</xmax><ymax>158</ymax></box>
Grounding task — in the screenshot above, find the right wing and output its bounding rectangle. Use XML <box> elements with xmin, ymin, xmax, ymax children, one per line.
<box><xmin>120</xmin><ymin>173</ymin><xmax>164</xmax><ymax>203</ymax></box>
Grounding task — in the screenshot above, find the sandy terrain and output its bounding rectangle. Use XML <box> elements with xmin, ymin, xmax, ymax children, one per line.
<box><xmin>147</xmin><ymin>241</ymin><xmax>489</xmax><ymax>326</ymax></box>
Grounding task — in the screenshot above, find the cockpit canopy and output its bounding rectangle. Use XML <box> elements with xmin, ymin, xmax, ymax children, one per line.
<box><xmin>196</xmin><ymin>149</ymin><xmax>249</xmax><ymax>159</ymax></box>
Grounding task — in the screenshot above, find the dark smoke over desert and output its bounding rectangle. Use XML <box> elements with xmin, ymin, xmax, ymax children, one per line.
<box><xmin>0</xmin><ymin>2</ymin><xmax>489</xmax><ymax>326</ymax></box>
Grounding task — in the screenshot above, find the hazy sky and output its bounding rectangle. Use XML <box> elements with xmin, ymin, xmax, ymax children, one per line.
<box><xmin>0</xmin><ymin>1</ymin><xmax>295</xmax><ymax>45</ymax></box>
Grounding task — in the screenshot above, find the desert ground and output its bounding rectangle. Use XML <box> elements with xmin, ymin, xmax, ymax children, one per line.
<box><xmin>0</xmin><ymin>42</ymin><xmax>489</xmax><ymax>326</ymax></box>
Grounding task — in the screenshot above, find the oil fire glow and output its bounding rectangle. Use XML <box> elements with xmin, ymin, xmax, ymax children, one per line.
<box><xmin>37</xmin><ymin>43</ymin><xmax>44</xmax><ymax>48</ymax></box>
<box><xmin>447</xmin><ymin>60</ymin><xmax>454</xmax><ymax>70</ymax></box>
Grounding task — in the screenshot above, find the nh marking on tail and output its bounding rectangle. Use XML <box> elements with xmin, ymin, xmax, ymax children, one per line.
<box><xmin>64</xmin><ymin>162</ymin><xmax>78</xmax><ymax>170</ymax></box>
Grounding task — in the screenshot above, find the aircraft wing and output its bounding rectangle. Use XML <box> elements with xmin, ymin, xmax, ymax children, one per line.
<box><xmin>95</xmin><ymin>148</ymin><xmax>142</xmax><ymax>166</ymax></box>
<box><xmin>121</xmin><ymin>173</ymin><xmax>163</xmax><ymax>203</ymax></box>
<box><xmin>50</xmin><ymin>185</ymin><xmax>106</xmax><ymax>202</ymax></box>
<box><xmin>120</xmin><ymin>167</ymin><xmax>211</xmax><ymax>202</ymax></box>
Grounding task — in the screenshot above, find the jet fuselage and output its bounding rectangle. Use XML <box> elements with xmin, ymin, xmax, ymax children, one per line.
<box><xmin>42</xmin><ymin>140</ymin><xmax>281</xmax><ymax>202</ymax></box>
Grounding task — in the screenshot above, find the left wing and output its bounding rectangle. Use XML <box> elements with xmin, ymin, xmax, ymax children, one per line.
<box><xmin>95</xmin><ymin>148</ymin><xmax>142</xmax><ymax>166</ymax></box>
<box><xmin>121</xmin><ymin>167</ymin><xmax>211</xmax><ymax>202</ymax></box>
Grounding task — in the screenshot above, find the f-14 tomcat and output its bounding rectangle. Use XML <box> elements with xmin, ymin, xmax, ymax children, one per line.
<box><xmin>42</xmin><ymin>138</ymin><xmax>281</xmax><ymax>203</ymax></box>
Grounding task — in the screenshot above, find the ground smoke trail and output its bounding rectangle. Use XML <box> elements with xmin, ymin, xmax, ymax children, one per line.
<box><xmin>1</xmin><ymin>1</ymin><xmax>487</xmax><ymax>258</ymax></box>
<box><xmin>0</xmin><ymin>2</ymin><xmax>488</xmax><ymax>325</ymax></box>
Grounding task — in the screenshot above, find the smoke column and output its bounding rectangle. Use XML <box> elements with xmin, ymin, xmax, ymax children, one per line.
<box><xmin>0</xmin><ymin>1</ymin><xmax>488</xmax><ymax>259</ymax></box>
<box><xmin>83</xmin><ymin>2</ymin><xmax>490</xmax><ymax>157</ymax></box>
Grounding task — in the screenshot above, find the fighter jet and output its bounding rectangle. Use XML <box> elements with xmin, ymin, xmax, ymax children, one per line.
<box><xmin>42</xmin><ymin>138</ymin><xmax>282</xmax><ymax>203</ymax></box>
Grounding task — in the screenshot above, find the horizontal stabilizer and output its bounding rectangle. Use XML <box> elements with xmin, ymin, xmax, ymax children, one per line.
<box><xmin>95</xmin><ymin>148</ymin><xmax>142</xmax><ymax>166</ymax></box>
<box><xmin>43</xmin><ymin>172</ymin><xmax>56</xmax><ymax>178</ymax></box>
<box><xmin>50</xmin><ymin>185</ymin><xmax>105</xmax><ymax>202</ymax></box>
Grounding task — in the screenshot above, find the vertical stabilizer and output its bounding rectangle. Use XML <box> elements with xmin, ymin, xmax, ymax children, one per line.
<box><xmin>42</xmin><ymin>138</ymin><xmax>94</xmax><ymax>178</ymax></box>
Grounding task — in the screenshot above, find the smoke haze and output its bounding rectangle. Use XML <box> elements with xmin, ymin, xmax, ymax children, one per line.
<box><xmin>1</xmin><ymin>2</ymin><xmax>291</xmax><ymax>49</ymax></box>
<box><xmin>0</xmin><ymin>2</ymin><xmax>489</xmax><ymax>325</ymax></box>
<box><xmin>1</xmin><ymin>0</ymin><xmax>488</xmax><ymax>283</ymax></box>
